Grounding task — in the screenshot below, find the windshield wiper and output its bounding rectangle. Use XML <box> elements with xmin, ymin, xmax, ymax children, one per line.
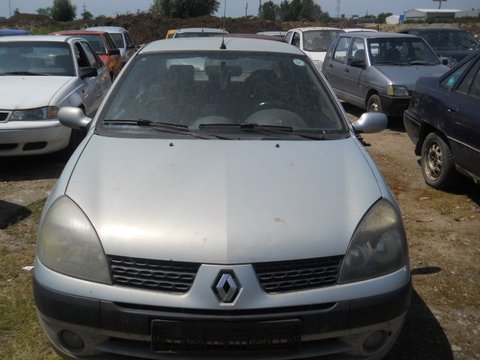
<box><xmin>408</xmin><ymin>60</ymin><xmax>436</xmax><ymax>65</ymax></box>
<box><xmin>239</xmin><ymin>123</ymin><xmax>329</xmax><ymax>140</ymax></box>
<box><xmin>1</xmin><ymin>71</ymin><xmax>47</xmax><ymax>76</ymax></box>
<box><xmin>103</xmin><ymin>119</ymin><xmax>233</xmax><ymax>139</ymax></box>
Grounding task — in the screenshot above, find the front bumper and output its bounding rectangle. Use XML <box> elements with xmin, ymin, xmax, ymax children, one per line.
<box><xmin>0</xmin><ymin>120</ymin><xmax>70</xmax><ymax>156</ymax></box>
<box><xmin>379</xmin><ymin>95</ymin><xmax>410</xmax><ymax>117</ymax></box>
<box><xmin>34</xmin><ymin>275</ymin><xmax>411</xmax><ymax>359</ymax></box>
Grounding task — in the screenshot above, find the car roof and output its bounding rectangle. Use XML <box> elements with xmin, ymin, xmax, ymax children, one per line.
<box><xmin>139</xmin><ymin>37</ymin><xmax>303</xmax><ymax>55</ymax></box>
<box><xmin>401</xmin><ymin>27</ymin><xmax>468</xmax><ymax>32</ymax></box>
<box><xmin>288</xmin><ymin>27</ymin><xmax>344</xmax><ymax>32</ymax></box>
<box><xmin>0</xmin><ymin>34</ymin><xmax>76</xmax><ymax>43</ymax></box>
<box><xmin>341</xmin><ymin>31</ymin><xmax>420</xmax><ymax>39</ymax></box>
<box><xmin>85</xmin><ymin>26</ymin><xmax>128</xmax><ymax>33</ymax></box>
<box><xmin>175</xmin><ymin>27</ymin><xmax>227</xmax><ymax>34</ymax></box>
<box><xmin>52</xmin><ymin>30</ymin><xmax>108</xmax><ymax>36</ymax></box>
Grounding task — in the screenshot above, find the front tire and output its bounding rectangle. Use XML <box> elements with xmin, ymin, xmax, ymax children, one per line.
<box><xmin>367</xmin><ymin>94</ymin><xmax>382</xmax><ymax>112</ymax></box>
<box><xmin>421</xmin><ymin>132</ymin><xmax>458</xmax><ymax>189</ymax></box>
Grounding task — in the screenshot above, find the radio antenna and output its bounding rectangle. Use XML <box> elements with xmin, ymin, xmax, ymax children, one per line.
<box><xmin>220</xmin><ymin>0</ymin><xmax>227</xmax><ymax>49</ymax></box>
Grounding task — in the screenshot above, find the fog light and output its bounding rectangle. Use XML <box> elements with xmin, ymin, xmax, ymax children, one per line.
<box><xmin>363</xmin><ymin>331</ymin><xmax>386</xmax><ymax>352</ymax></box>
<box><xmin>59</xmin><ymin>330</ymin><xmax>85</xmax><ymax>350</ymax></box>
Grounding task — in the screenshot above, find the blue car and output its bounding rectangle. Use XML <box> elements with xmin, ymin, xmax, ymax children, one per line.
<box><xmin>404</xmin><ymin>49</ymin><xmax>480</xmax><ymax>189</ymax></box>
<box><xmin>0</xmin><ymin>29</ymin><xmax>33</xmax><ymax>36</ymax></box>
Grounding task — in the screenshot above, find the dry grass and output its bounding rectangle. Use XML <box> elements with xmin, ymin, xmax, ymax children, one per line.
<box><xmin>0</xmin><ymin>200</ymin><xmax>58</xmax><ymax>360</ymax></box>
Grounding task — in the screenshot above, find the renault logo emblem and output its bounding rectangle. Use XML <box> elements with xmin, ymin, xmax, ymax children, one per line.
<box><xmin>212</xmin><ymin>271</ymin><xmax>241</xmax><ymax>303</ymax></box>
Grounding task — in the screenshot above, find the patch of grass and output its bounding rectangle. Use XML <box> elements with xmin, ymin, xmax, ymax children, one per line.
<box><xmin>0</xmin><ymin>199</ymin><xmax>58</xmax><ymax>359</ymax></box>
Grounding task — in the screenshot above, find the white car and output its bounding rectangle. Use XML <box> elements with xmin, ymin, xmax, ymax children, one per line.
<box><xmin>0</xmin><ymin>35</ymin><xmax>111</xmax><ymax>156</ymax></box>
<box><xmin>285</xmin><ymin>27</ymin><xmax>345</xmax><ymax>70</ymax></box>
<box><xmin>86</xmin><ymin>26</ymin><xmax>136</xmax><ymax>64</ymax></box>
<box><xmin>34</xmin><ymin>37</ymin><xmax>411</xmax><ymax>360</ymax></box>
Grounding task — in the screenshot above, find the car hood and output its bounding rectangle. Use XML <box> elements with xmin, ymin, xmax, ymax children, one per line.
<box><xmin>376</xmin><ymin>64</ymin><xmax>448</xmax><ymax>89</ymax></box>
<box><xmin>0</xmin><ymin>76</ymin><xmax>71</xmax><ymax>109</ymax></box>
<box><xmin>65</xmin><ymin>136</ymin><xmax>384</xmax><ymax>264</ymax></box>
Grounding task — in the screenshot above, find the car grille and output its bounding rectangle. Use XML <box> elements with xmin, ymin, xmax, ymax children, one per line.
<box><xmin>0</xmin><ymin>112</ymin><xmax>10</xmax><ymax>121</ymax></box>
<box><xmin>108</xmin><ymin>255</ymin><xmax>200</xmax><ymax>294</ymax></box>
<box><xmin>108</xmin><ymin>255</ymin><xmax>343</xmax><ymax>294</ymax></box>
<box><xmin>253</xmin><ymin>256</ymin><xmax>343</xmax><ymax>294</ymax></box>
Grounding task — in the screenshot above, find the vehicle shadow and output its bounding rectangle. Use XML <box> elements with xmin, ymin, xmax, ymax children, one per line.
<box><xmin>414</xmin><ymin>159</ymin><xmax>480</xmax><ymax>207</ymax></box>
<box><xmin>0</xmin><ymin>200</ymin><xmax>31</xmax><ymax>229</ymax></box>
<box><xmin>385</xmin><ymin>268</ymin><xmax>454</xmax><ymax>360</ymax></box>
<box><xmin>0</xmin><ymin>154</ymin><xmax>65</xmax><ymax>182</ymax></box>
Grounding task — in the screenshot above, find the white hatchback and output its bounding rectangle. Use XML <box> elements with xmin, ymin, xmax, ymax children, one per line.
<box><xmin>0</xmin><ymin>35</ymin><xmax>111</xmax><ymax>156</ymax></box>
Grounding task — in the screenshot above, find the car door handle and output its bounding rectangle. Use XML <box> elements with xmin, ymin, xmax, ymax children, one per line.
<box><xmin>448</xmin><ymin>105</ymin><xmax>459</xmax><ymax>114</ymax></box>
<box><xmin>344</xmin><ymin>68</ymin><xmax>350</xmax><ymax>73</ymax></box>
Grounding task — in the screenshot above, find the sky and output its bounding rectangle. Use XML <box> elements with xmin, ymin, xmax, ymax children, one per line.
<box><xmin>1</xmin><ymin>0</ymin><xmax>479</xmax><ymax>19</ymax></box>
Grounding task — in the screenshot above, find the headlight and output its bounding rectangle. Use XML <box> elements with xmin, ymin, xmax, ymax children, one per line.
<box><xmin>10</xmin><ymin>106</ymin><xmax>59</xmax><ymax>121</ymax></box>
<box><xmin>386</xmin><ymin>85</ymin><xmax>409</xmax><ymax>97</ymax></box>
<box><xmin>338</xmin><ymin>199</ymin><xmax>409</xmax><ymax>284</ymax></box>
<box><xmin>37</xmin><ymin>196</ymin><xmax>111</xmax><ymax>284</ymax></box>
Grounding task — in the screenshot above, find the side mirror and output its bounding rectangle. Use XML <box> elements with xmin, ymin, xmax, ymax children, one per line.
<box><xmin>350</xmin><ymin>59</ymin><xmax>366</xmax><ymax>68</ymax></box>
<box><xmin>79</xmin><ymin>66</ymin><xmax>98</xmax><ymax>78</ymax></box>
<box><xmin>351</xmin><ymin>112</ymin><xmax>388</xmax><ymax>134</ymax></box>
<box><xmin>59</xmin><ymin>107</ymin><xmax>92</xmax><ymax>130</ymax></box>
<box><xmin>108</xmin><ymin>48</ymin><xmax>121</xmax><ymax>56</ymax></box>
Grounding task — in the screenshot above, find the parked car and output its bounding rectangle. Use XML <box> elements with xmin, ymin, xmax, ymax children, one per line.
<box><xmin>322</xmin><ymin>32</ymin><xmax>449</xmax><ymax>117</ymax></box>
<box><xmin>34</xmin><ymin>36</ymin><xmax>411</xmax><ymax>360</ymax></box>
<box><xmin>398</xmin><ymin>27</ymin><xmax>479</xmax><ymax>67</ymax></box>
<box><xmin>51</xmin><ymin>30</ymin><xmax>121</xmax><ymax>80</ymax></box>
<box><xmin>86</xmin><ymin>26</ymin><xmax>136</xmax><ymax>64</ymax></box>
<box><xmin>0</xmin><ymin>35</ymin><xmax>111</xmax><ymax>156</ymax></box>
<box><xmin>256</xmin><ymin>30</ymin><xmax>287</xmax><ymax>38</ymax></box>
<box><xmin>285</xmin><ymin>27</ymin><xmax>345</xmax><ymax>70</ymax></box>
<box><xmin>403</xmin><ymin>49</ymin><xmax>480</xmax><ymax>189</ymax></box>
<box><xmin>0</xmin><ymin>28</ymin><xmax>33</xmax><ymax>36</ymax></box>
<box><xmin>172</xmin><ymin>27</ymin><xmax>228</xmax><ymax>38</ymax></box>
<box><xmin>343</xmin><ymin>28</ymin><xmax>378</xmax><ymax>33</ymax></box>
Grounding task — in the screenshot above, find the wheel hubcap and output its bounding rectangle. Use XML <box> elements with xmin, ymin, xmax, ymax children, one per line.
<box><xmin>425</xmin><ymin>142</ymin><xmax>443</xmax><ymax>180</ymax></box>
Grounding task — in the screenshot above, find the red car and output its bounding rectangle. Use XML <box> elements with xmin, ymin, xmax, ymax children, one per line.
<box><xmin>51</xmin><ymin>30</ymin><xmax>121</xmax><ymax>80</ymax></box>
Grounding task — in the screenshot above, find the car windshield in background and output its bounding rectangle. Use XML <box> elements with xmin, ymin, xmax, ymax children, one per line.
<box><xmin>0</xmin><ymin>42</ymin><xmax>74</xmax><ymax>76</ymax></box>
<box><xmin>108</xmin><ymin>33</ymin><xmax>125</xmax><ymax>48</ymax></box>
<box><xmin>100</xmin><ymin>51</ymin><xmax>345</xmax><ymax>135</ymax></box>
<box><xmin>303</xmin><ymin>30</ymin><xmax>344</xmax><ymax>52</ymax></box>
<box><xmin>72</xmin><ymin>34</ymin><xmax>106</xmax><ymax>54</ymax></box>
<box><xmin>422</xmin><ymin>30</ymin><xmax>478</xmax><ymax>51</ymax></box>
<box><xmin>368</xmin><ymin>38</ymin><xmax>439</xmax><ymax>65</ymax></box>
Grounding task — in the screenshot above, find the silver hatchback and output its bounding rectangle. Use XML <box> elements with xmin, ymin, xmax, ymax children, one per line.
<box><xmin>322</xmin><ymin>32</ymin><xmax>448</xmax><ymax>117</ymax></box>
<box><xmin>34</xmin><ymin>37</ymin><xmax>411</xmax><ymax>359</ymax></box>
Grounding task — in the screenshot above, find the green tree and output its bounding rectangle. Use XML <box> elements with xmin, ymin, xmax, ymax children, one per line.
<box><xmin>51</xmin><ymin>0</ymin><xmax>76</xmax><ymax>21</ymax></box>
<box><xmin>278</xmin><ymin>0</ymin><xmax>329</xmax><ymax>21</ymax></box>
<box><xmin>259</xmin><ymin>1</ymin><xmax>278</xmax><ymax>20</ymax></box>
<box><xmin>37</xmin><ymin>7</ymin><xmax>52</xmax><ymax>16</ymax></box>
<box><xmin>377</xmin><ymin>12</ymin><xmax>393</xmax><ymax>24</ymax></box>
<box><xmin>81</xmin><ymin>10</ymin><xmax>94</xmax><ymax>20</ymax></box>
<box><xmin>150</xmin><ymin>0</ymin><xmax>219</xmax><ymax>18</ymax></box>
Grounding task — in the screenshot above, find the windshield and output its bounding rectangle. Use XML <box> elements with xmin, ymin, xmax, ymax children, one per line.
<box><xmin>422</xmin><ymin>30</ymin><xmax>478</xmax><ymax>51</ymax></box>
<box><xmin>303</xmin><ymin>30</ymin><xmax>344</xmax><ymax>52</ymax></box>
<box><xmin>73</xmin><ymin>34</ymin><xmax>106</xmax><ymax>54</ymax></box>
<box><xmin>0</xmin><ymin>42</ymin><xmax>74</xmax><ymax>76</ymax></box>
<box><xmin>99</xmin><ymin>51</ymin><xmax>345</xmax><ymax>136</ymax></box>
<box><xmin>109</xmin><ymin>33</ymin><xmax>125</xmax><ymax>48</ymax></box>
<box><xmin>368</xmin><ymin>37</ymin><xmax>440</xmax><ymax>65</ymax></box>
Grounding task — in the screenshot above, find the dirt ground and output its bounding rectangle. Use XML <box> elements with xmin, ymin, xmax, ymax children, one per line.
<box><xmin>1</xmin><ymin>104</ymin><xmax>479</xmax><ymax>359</ymax></box>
